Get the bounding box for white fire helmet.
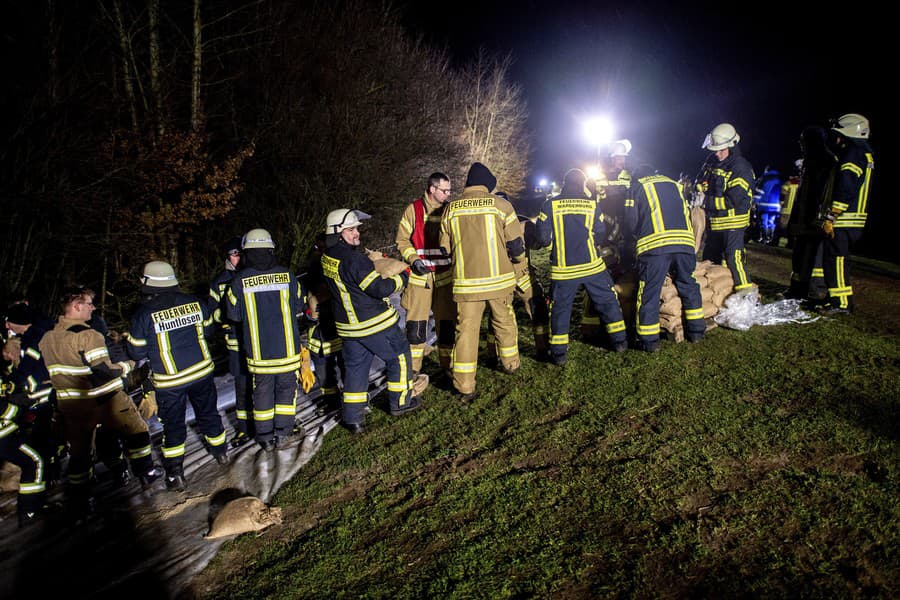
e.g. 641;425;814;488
831;113;869;139
702;123;740;151
325;209;372;234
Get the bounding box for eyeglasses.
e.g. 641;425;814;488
434;187;452;195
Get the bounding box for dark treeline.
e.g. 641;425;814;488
0;0;529;328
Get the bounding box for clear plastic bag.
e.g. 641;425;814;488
713;289;820;331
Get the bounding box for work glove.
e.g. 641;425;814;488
299;347;316;393
137;391;158;420
411;259;430;276
821;215;835;239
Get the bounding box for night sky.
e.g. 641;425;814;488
402;0;889;186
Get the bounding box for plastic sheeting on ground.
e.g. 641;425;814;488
0;378;346;598
713;289;821;331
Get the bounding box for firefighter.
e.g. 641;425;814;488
753;168;782;244
0;380;48;527
535;168;627;364
439;163;524;400
597;139;633;243
226;229;306;451
819;113;875;313
39;286;161;514
4;304;62;484
623;166;705;351
395;172;455;373
302;233;345;412
584;140;632;342
699;122;756;293
783;127;835;301
209;237;254;447
128;261;228;490
778;160;802;239
322;209;422;433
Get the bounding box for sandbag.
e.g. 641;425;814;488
702;301;718;318
660;296;682;316
0;461;21;492
372;258;409;278
693;274;709;289
701;287;714;303
706;264;733;280
660;281;678;302
693;260;713;277
205;496;283;540
712;288;730;308
691;207;706;253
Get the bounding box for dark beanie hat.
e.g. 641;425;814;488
222;236;242;255
465;162;497;191
5;303;33;326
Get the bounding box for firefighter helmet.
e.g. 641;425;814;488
609;139;632;157
242;228;275;249
702;123;740;151
324;209;371;234
831;113;869;139
141;261;179;288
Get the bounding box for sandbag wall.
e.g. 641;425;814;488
659;260;733;341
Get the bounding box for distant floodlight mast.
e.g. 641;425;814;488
585;165;601;180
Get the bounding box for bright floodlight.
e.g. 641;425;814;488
539;178;548;187
583;117;614;147
585;165;601;180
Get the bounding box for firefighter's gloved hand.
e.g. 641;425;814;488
411;260;430;276
138;391;158;420
299;348;316;393
820;213;836;239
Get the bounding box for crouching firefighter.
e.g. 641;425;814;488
323;208;422;435
40;286;162;514
128;261;228;490
623;167;705;351
395;172;456;374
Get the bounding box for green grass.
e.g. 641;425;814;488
192;247;899;598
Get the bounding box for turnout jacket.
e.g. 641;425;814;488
39;317;134;402
11;323;54;406
322;239;408;338
536;190;608;281
624;174;695;256
439;185;526;300
128;290;215;389
395;195;452;287
208;267;240;353
824;139;874;229
702;152;755;231
226;264;304;374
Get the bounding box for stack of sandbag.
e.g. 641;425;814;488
658;260;733;342
366;249;409;278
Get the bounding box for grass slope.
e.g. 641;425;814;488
192;246;899;598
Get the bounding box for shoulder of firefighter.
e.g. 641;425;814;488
825;140;874;229
439;187;523;299
225;266;305;374
127;292;216;389
321;242;404;339
39;318;134;402
626;174;695;257
704;156;754;231
537;194;608;281
9;327;54;407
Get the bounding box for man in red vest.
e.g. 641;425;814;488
395;173;455;374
